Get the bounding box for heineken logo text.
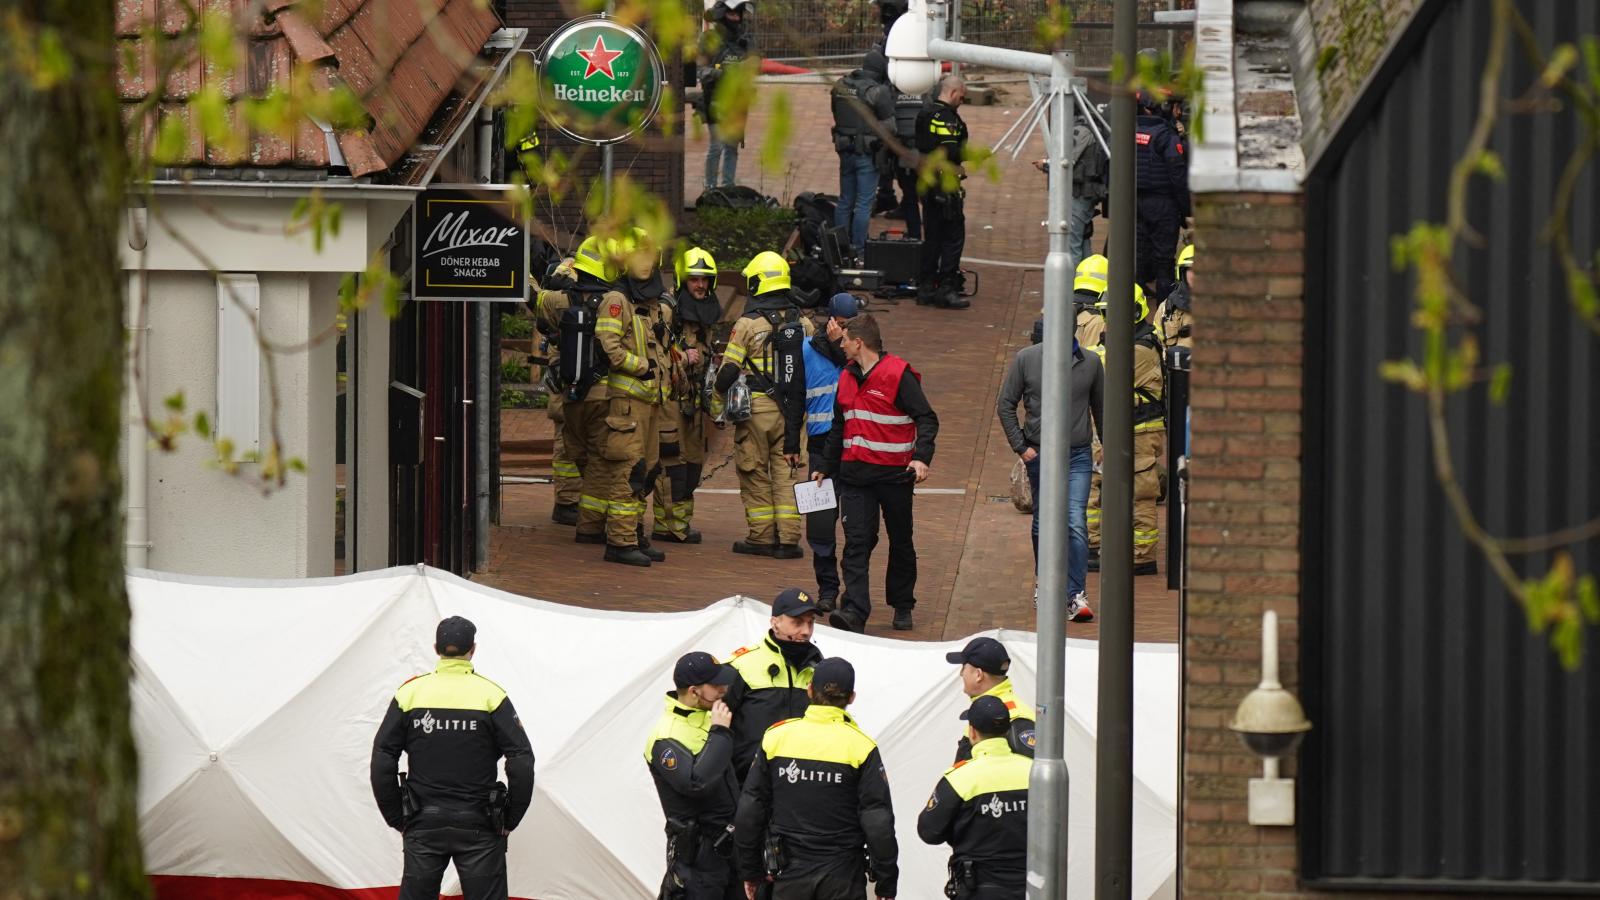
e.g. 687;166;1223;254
554;83;646;103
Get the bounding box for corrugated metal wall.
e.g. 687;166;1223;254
1302;0;1600;890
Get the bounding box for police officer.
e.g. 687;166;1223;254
831;47;897;260
726;587;825;774
887;82;927;239
593;230;673;567
715;253;815;558
698;0;755;189
654;247;723;544
1134;89;1190;299
915;75;971;310
371;617;535;900
801;294;858;611
1085;283;1164;575
734;657;898;900
538;236;625;547
916;695;1031;899
646;652;743;900
945;637;1036;762
1157;244;1194;351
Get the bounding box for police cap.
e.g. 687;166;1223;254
960;694;1011;733
812;657;856;695
944;636;1010;675
674;651;739;690
772;587;822;618
435;616;476;656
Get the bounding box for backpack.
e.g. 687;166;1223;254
755;308;807;420
556;292;606;400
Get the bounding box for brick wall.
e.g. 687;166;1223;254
502;0;688;241
1183;190;1307;896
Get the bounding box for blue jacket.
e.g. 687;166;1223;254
801;334;847;437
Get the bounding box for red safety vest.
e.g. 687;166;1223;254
837;353;919;467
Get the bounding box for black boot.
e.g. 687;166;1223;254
636;526;666;562
732;540;775;556
892;607;915;631
915;277;941;306
828;608;864;633
575;531;606;545
604;545;652;567
550;504;579;526
937;272;971;309
1086;547;1100;571
772;544;803;560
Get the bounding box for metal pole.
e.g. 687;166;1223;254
948;0;962;78
473;106;494;572
1026;50;1076;900
1096;0;1137;892
602;143;614;214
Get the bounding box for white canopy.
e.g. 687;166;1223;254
130;565;1178;898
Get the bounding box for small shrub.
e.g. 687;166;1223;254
686;205;798;271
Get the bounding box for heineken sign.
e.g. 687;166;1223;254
539;17;664;145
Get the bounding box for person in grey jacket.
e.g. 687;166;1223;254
996;323;1103;620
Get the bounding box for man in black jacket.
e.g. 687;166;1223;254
371;617;535;900
831;47;898;260
646;651;743;900
812;314;939;633
915;75;971;309
1134;89;1190;299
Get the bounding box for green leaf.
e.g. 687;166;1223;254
1571;270;1598;318
760;91;792;173
1474;150;1505;181
1540;43;1579;88
32;27;72;89
1578;575;1600;623
163;391;185;412
1583;37;1600;92
153;114;189;165
1489;362;1513;406
1377;358;1426;390
287;457;307;473
193;411;211;439
1316;45;1340;75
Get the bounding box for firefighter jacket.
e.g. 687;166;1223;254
831;69;896;156
1135;114;1190;213
1157;281;1193;350
915;101;969;195
917;737;1032;892
644;693;739;829
1091;322;1166;434
726;632;822;774
598;293;666;405
370;657;535;831
818;354;939;487
538;278;619;403
734;705;899;895
953;678;1038;763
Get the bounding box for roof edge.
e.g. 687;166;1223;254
1189;0;1305;195
412;27;528;188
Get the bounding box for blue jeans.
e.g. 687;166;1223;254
1027;444;1094;597
705;139;738;189
835;151;878;255
1069;193;1099;264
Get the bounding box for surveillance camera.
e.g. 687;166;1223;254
884;3;938;95
1228;683;1311;759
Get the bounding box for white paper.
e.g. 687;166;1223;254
793;477;837;514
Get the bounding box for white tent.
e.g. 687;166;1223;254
130;565;1178;899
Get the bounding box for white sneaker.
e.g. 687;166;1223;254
1066;592;1095;623
1032;586;1039;609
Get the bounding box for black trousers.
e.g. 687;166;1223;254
400;826;507;900
893;165;922;239
919;193;966;285
840;479;917;621
955;885;1025;899
806;458;840;601
664;836;742;900
771;855;867;900
1135;193;1181;292
875;167;898;208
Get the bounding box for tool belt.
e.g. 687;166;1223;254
763;833;788;878
943;856;977;898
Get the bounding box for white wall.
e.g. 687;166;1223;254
351;305;391;571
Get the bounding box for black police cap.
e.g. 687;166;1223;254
674;651;738;690
944;636;1011;675
960;694;1012;734
812;657;856;696
435;616;476;656
772;587;821;618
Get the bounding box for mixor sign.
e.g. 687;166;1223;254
413;186;529;302
538;17;664;145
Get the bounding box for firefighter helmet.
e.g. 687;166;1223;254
743;251;791;295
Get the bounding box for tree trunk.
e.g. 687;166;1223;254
0;1;148;897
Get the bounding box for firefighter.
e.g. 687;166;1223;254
536;237;624;547
714;252;814;558
726;587;824;775
945;637;1037;762
916;695;1031;899
1073;253;1109;348
591;230;672;567
915;75;971;310
370;617;536;900
734;657;899;900
655;246;723;544
1085;282;1164;575
646;651;743;900
1157;243;1194;350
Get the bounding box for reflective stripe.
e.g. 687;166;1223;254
595;320;625;334
775;505;800;520
1134;529;1160;545
843;435;916;453
579;495;610;513
806;385;835;399
745;506;775;522
724;344;748;364
612;499;644;516
807;411;834;425
843;409;912;425
1134;420;1166;433
606;373;655;401
552;461;581;478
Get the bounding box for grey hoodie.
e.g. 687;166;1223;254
997;340;1104;452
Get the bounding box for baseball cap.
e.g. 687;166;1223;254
944;637;1011;675
435;616;476;655
812;657;856;696
674;651;739;690
772;587;822;618
827;292;861;320
960;694;1012;733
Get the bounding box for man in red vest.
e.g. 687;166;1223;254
811;314;939;633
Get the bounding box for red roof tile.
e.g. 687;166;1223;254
117;0;501;176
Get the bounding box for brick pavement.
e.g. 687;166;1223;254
477;81;1178;644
